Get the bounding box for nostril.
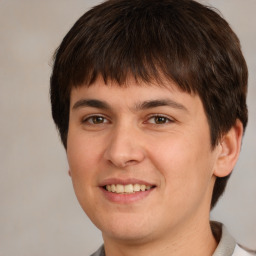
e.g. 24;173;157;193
123;160;138;166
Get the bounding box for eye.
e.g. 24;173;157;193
83;115;108;125
147;115;173;125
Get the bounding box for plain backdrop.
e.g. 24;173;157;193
0;0;255;255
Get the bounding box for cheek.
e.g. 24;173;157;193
66;134;100;214
149;134;214;197
66;134;99;203
67;130;103;174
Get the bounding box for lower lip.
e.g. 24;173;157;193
100;187;155;204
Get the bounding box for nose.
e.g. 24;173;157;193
103;125;146;168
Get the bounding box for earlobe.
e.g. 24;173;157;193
214;119;243;178
68;169;72;177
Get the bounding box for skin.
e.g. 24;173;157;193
67;76;243;256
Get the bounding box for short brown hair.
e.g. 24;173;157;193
50;0;248;209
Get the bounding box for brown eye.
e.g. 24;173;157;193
147;115;173;125
154;116;168;124
83;115;107;124
91;116;105;124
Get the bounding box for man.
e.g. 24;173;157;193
50;0;255;255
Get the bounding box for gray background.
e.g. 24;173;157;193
0;0;255;255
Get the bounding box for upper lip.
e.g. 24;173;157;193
99;178;156;187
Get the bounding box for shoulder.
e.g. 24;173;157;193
90;245;105;256
233;245;256;256
211;221;256;256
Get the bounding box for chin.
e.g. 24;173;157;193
97;213;159;243
103;227;154;244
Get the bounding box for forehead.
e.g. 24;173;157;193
70;75;195;101
70;76;204;116
73;75;179;94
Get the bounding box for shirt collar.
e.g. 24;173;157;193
91;222;237;256
211;221;236;256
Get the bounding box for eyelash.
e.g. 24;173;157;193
81;114;174;126
82;115;110;125
145;114;174;125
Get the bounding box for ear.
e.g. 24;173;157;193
68;169;72;177
213;119;244;178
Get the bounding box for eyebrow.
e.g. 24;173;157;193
135;99;188;112
72;99;111;110
72;98;188;112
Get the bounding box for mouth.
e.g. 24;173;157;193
100;178;157;203
104;184;155;194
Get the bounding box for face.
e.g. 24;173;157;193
67;77;221;244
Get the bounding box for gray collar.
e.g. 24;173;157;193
212;221;236;256
91;222;236;256
90;245;105;256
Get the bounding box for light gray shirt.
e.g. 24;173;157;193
90;222;255;256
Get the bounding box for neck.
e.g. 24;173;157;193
103;218;217;256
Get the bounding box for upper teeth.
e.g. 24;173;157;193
105;184;152;194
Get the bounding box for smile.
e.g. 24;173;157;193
105;184;154;194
